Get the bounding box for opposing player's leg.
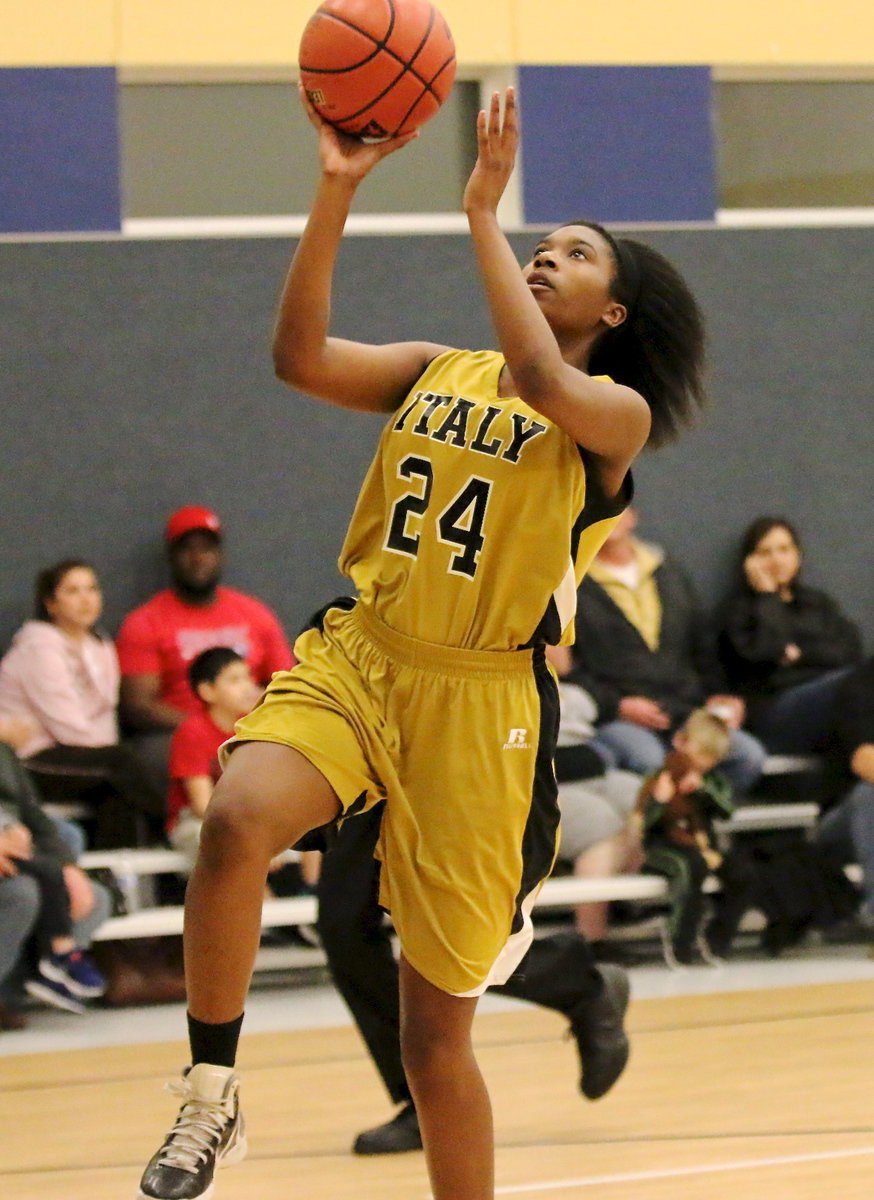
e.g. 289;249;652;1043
495;935;630;1100
138;741;340;1200
316;803;422;1154
399;955;492;1200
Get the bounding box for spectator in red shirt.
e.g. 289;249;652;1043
168;646;321;900
167;648;260;869
116;507;294;801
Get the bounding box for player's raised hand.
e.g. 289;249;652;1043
299;83;417;181
463;87;519;215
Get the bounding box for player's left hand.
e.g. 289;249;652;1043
463;87;518;215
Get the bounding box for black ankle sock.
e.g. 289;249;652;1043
188;1012;245;1068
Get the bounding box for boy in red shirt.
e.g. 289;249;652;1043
167;648;260;869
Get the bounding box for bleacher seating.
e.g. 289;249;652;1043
70;754;827;963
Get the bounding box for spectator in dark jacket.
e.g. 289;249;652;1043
566;508;766;795
718;517;862;753
815;657;874;930
0;730;111;1026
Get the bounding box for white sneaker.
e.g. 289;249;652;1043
137;1063;247;1200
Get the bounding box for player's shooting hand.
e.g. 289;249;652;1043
463;87;518;215
299;84;417;182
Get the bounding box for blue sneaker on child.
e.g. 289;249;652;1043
24;972;86;1014
41;948;106;997
25;949;107;1012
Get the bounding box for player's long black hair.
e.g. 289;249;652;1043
572;220;706;448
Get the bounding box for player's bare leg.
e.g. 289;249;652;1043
400;956;493;1200
138;742;340;1200
183;742;339;1020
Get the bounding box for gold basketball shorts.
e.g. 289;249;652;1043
227;600;560;996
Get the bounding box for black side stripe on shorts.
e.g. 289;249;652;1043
510;645;561;934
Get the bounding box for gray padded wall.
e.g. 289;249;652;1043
1;227;871;650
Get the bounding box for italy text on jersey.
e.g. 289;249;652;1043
393;391;548;463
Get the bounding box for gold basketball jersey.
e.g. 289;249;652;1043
339;349;632;650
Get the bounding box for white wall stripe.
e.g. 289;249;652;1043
493;1144;874;1194
122;212;472;239
716;207;874;228
3;206;874;245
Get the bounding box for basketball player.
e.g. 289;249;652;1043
138;87;705;1200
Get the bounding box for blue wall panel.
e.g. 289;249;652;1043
0;67;121;234
519;66;715;225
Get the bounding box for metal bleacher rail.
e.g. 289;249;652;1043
65;755;829;959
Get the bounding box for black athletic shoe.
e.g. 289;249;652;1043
568;963;631;1100
138;1063;247;1200
352;1101;422;1155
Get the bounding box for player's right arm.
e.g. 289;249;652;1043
273;88;449;413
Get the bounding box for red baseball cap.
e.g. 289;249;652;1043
165;505;222;543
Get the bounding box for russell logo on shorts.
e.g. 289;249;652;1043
503;728;531;750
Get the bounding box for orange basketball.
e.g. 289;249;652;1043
299;0;456;140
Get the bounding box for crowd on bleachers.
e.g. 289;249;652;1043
0;503;872;1027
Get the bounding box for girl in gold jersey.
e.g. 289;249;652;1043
138;90;705;1200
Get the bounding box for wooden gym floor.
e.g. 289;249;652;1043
4;977;874;1200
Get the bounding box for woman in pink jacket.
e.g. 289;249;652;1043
0;560;163;847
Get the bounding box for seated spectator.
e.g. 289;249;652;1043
815;656;874;933
116;507;294;798
636;709;755;967
0;716;86;859
167;647;321;902
167;647;261;869
0;738;111;1026
566;507;766;796
0;560;163;847
719;517;863;754
548;646;642;949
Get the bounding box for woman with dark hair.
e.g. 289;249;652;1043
0;560;163;846
719;517;862;753
137;87;706;1200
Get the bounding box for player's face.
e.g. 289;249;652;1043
751;525;801;589
207;661;260;718
522;225;626;334
170;531;223;597
45;566;103;634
